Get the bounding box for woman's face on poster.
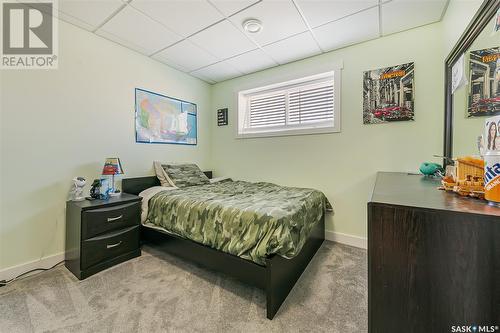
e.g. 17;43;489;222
490;122;497;137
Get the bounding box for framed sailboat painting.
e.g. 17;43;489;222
135;88;197;145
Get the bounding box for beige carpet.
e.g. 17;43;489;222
0;241;367;333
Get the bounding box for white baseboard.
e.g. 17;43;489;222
325;230;367;249
0;252;64;282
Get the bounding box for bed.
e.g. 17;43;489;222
122;171;328;319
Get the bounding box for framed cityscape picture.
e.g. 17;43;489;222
467;47;500;117
363;62;415;124
135;88;197;145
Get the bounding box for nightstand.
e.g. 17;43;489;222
65;193;142;280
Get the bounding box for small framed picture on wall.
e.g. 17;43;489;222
217;108;228;126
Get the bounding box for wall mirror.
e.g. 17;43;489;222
444;1;500;162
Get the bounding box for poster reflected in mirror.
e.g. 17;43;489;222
467;47;500;118
363;62;415;124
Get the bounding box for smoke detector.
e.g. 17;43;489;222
243;19;262;33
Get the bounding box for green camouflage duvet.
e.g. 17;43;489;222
145;180;331;265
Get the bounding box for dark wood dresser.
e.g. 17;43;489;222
368;172;500;332
65;193;142;279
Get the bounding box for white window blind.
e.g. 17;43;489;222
288;82;334;125
238;71;340;138
249;93;286;128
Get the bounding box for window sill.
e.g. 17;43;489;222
236;126;340;139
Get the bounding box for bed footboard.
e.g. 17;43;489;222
140;214;325;320
265;214;325;319
141;225;267;289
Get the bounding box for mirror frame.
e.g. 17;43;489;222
444;0;500;165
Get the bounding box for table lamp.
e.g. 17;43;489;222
102;158;124;197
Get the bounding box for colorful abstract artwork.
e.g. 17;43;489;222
135;88;197;145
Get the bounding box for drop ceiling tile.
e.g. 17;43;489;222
160;61;190;73
229;0;308;46
381;0;448;35
96;29;150;55
130;0;224;38
152;40;218;72
313;7;379;52
191;61;243;82
19;0;124;31
58;0;124;30
55;14;94;31
189;71;217;84
189;20;256;59
96;5;182;55
296;0;378;28
209;0;260;17
225;49;276;74
262;31;321;65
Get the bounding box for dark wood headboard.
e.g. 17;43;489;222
122;171;213;195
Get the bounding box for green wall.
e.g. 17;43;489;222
442;0;483;56
210;23;445;238
0;22;212;271
0;0;487;271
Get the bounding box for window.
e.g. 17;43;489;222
237;71;341;138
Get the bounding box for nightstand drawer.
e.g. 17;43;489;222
82;201;140;239
81;225;139;270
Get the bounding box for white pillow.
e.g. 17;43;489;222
153;161;175;187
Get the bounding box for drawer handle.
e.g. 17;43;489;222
106;241;122;249
107;215;123;222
